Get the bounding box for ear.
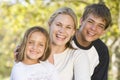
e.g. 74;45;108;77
79;18;84;26
80;18;83;24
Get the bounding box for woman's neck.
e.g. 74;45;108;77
48;43;67;64
51;44;67;54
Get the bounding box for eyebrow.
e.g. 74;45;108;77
88;18;94;22
88;18;105;27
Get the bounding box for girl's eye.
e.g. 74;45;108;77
39;43;45;47
39;44;43;46
29;41;33;44
28;41;34;46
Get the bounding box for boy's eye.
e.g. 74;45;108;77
98;25;105;29
88;20;93;23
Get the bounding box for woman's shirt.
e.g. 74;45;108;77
53;48;90;80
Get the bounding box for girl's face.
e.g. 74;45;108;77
49;14;75;47
24;31;46;64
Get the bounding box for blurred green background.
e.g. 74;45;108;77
0;0;119;80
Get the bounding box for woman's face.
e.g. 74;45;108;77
49;14;75;47
24;31;46;64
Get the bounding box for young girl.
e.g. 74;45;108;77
10;26;59;80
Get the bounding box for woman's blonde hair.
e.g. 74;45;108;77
48;7;77;29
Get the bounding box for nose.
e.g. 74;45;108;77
91;25;97;31
32;44;37;50
58;27;65;33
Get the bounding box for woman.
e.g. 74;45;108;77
48;7;90;80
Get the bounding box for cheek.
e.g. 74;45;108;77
50;26;57;34
66;30;74;38
39;47;46;52
25;47;30;55
84;23;90;29
71;30;75;36
27;45;32;50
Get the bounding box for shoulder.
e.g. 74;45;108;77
41;61;54;67
11;62;24;76
93;39;108;49
41;61;57;71
67;48;88;60
93;39;109;58
12;62;23;69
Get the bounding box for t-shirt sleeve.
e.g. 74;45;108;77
10;65;22;80
92;39;109;80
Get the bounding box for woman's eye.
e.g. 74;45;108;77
56;23;61;26
66;26;72;29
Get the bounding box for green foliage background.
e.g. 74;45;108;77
0;0;119;80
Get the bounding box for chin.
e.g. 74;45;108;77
86;38;94;42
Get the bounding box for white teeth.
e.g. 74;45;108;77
89;32;94;36
88;31;95;36
56;34;66;39
30;50;37;54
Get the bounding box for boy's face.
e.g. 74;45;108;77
79;14;106;42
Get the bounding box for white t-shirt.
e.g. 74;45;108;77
53;48;90;80
10;61;59;80
71;40;99;76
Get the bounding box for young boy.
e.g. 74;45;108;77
72;3;111;80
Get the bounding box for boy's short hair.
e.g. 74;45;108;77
82;3;111;29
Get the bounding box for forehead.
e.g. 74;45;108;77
54;14;74;24
29;31;46;40
87;14;106;25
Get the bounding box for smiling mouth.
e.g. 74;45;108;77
56;34;66;41
87;31;96;37
30;50;38;54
